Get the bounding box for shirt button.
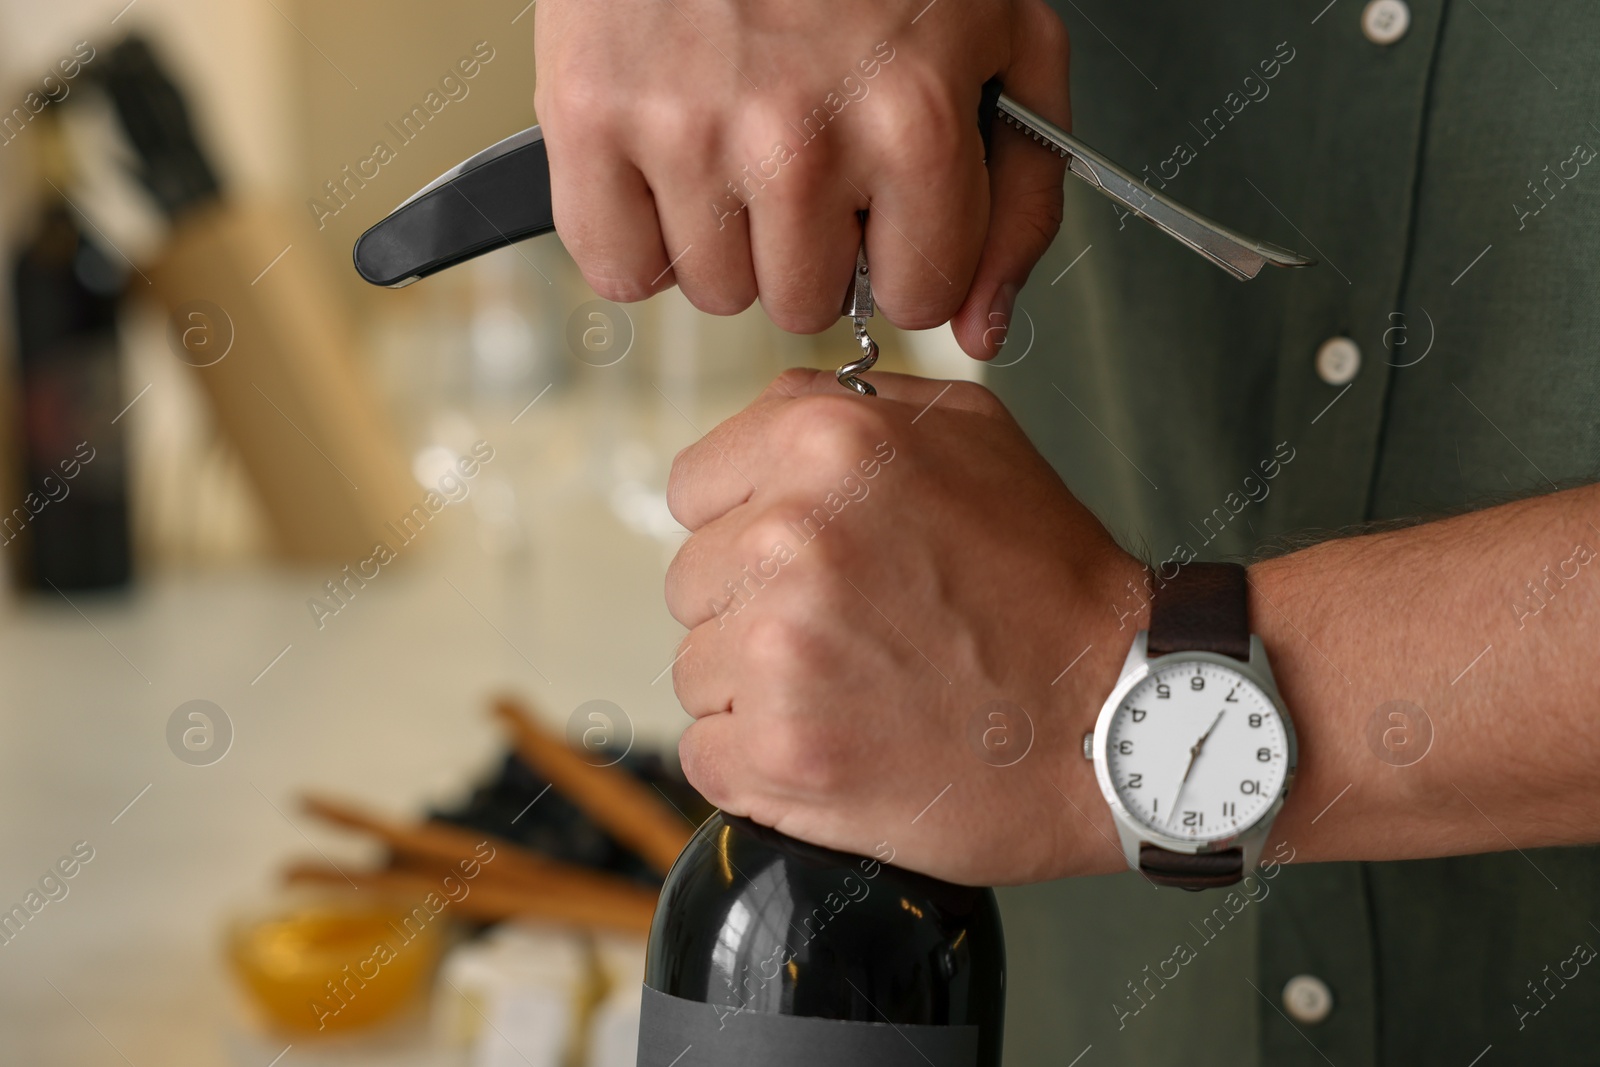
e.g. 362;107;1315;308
1314;336;1361;385
1282;975;1335;1025
1362;0;1411;44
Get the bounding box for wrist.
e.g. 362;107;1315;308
1048;551;1151;880
1245;546;1372;865
1074;556;1308;886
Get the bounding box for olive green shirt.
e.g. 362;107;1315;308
993;1;1600;1062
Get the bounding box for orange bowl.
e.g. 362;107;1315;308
227;893;445;1035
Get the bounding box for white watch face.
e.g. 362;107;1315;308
1104;660;1290;842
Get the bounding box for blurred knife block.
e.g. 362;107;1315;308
147;199;417;562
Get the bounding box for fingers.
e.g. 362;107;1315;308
538;0;1067;341
673;621;847;814
669;627;731;719
667;371;1009;632
662;367;864;532
676;712;742;814
745;117;865;333
542;64;760;312
663;503;764;632
663;371;811;532
952;1;1071;359
666;368;1005;533
668;614;742;723
545;137;673;303
666;369;871;533
665;495;812;630
640;118;759;315
671;611;817;726
856;74;990;331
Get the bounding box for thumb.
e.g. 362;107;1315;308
951;3;1071;360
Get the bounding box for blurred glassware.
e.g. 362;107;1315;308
586;934;647;1067
226;891;445;1036
469;252;542;401
432;921;587;1067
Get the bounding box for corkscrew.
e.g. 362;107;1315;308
351;89;1314;394
837;245;879;396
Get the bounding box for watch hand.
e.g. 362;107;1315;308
1166;711;1226;828
1189;710;1226;768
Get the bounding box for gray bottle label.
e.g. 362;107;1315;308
637;984;979;1067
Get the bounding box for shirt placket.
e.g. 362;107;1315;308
1262;0;1447;535
1255;2;1446;1064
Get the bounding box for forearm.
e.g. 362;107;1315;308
1254;484;1600;863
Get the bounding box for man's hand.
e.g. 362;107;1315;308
533;0;1070;359
663;369;1142;885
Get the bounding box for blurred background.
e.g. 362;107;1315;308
0;0;982;1063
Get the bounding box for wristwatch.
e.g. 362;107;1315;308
1084;562;1297;890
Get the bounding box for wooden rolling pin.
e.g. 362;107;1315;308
491;696;694;876
299;793;659;916
284;861;655;935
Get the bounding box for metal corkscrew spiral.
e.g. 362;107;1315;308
836;244;879;397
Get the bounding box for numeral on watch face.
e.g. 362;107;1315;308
1103;662;1289;842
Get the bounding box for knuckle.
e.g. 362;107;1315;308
1029;4;1072;63
771;366;820;395
754;119;831;200
770;500;843;566
872;74;968;173
744;613;817;678
536;74;613;130
779;396;889;465
752;715;841;793
738;97;810;166
642;93;721;165
793;517;853;575
949;379;1004;416
737;514;799;565
679;278;756;317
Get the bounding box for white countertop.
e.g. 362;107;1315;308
0;381;721;1065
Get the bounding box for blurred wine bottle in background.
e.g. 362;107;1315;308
7;113;131;591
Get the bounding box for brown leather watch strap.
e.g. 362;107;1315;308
1146;562;1250;661
1139;844;1243;890
1141;561;1251;890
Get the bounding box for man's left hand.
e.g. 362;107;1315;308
664;368;1142;885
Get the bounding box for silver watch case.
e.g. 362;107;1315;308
1087;631;1298;874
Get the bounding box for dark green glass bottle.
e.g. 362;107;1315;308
638;813;1005;1066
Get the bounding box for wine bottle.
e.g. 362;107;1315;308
638;812;1004;1066
8;120;131;592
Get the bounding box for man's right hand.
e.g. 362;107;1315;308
532;0;1071;359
